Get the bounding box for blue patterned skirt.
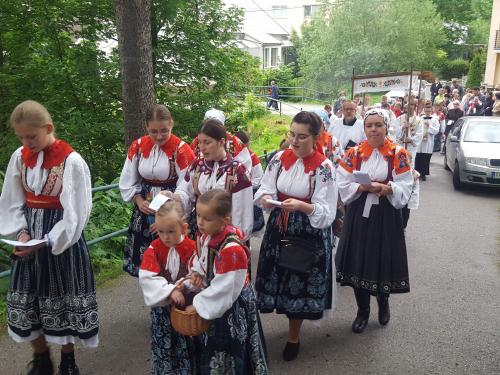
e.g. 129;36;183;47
194;285;269;375
7;207;98;343
335;192;410;295
150;306;193;375
123;182;176;276
254;208;333;320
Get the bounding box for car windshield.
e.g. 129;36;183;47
463;122;500;143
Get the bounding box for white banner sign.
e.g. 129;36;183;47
353;74;418;94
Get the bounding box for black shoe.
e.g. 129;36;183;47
351;310;369;333
57;352;80;375
377;295;390;326
421;175;426;181
282;341;300;361
26;350;54;375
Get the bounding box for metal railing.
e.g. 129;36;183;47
0;152;274;279
247;85;335;103
0;184;126;279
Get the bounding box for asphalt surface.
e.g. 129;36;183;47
1;154;499;375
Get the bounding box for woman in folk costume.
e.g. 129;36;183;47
336;108;413;334
138;201;196;375
166;119;254;241
254;111;337;361
415;106;440;181
119;104;195;276
187;189;268;374
0;101;98;374
190;109;252;172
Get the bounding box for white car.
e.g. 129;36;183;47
444;116;500;189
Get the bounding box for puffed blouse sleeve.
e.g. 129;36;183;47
386;148;414;209
119;140;141;202
139;245;176;307
0;148;28;237
308;159;337;229
253;151;283;206
174;141;196;186
337;148;362;205
193;242;248;320
48;152;92;255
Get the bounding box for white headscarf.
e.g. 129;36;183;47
363;108;390;127
204;109;226;125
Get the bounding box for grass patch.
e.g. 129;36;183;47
245;113;291;157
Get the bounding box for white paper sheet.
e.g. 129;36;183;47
149;194;171;211
1;238;48;247
264;199;282;207
353;171;372;185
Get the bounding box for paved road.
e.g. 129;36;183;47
1;154;499;374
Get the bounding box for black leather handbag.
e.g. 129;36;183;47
278;236;318;274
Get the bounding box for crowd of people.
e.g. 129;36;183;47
1;93;447;374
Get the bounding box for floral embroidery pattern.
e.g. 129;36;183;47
319;163;334;183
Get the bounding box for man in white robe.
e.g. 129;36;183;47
327;100;366;150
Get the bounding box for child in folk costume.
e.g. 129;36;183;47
0;101;98;374
119;104;195;276
166;119;254;241
138;200;196;375
186;189;268;374
190;109;252;172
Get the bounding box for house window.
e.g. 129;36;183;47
304;5;320;17
272;5;287;18
271;48;278;67
264;47;279;68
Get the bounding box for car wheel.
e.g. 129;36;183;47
444;152;450;171
452;161;462;190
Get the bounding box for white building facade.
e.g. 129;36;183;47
225;0;324;69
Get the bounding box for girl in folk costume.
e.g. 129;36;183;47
119;104;195;276
415;106;440;181
254;111;337;361
166;119;254;241
186;189;268;374
336;108;414;334
0;101;98;374
394;101;423;167
311;109;344;166
190;109;252;172
138;201;196;375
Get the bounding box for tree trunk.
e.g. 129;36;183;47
114;0;155;146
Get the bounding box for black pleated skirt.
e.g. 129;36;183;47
336;192;409;296
8;207;99;343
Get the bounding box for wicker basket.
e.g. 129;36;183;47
170;306;211;336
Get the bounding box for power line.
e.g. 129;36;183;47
248;0;290;34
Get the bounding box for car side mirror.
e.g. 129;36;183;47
450;135;459;143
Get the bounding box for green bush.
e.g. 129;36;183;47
437;58;470;80
466;53;484;88
225;93;268;132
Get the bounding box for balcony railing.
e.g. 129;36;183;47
495;30;500;50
